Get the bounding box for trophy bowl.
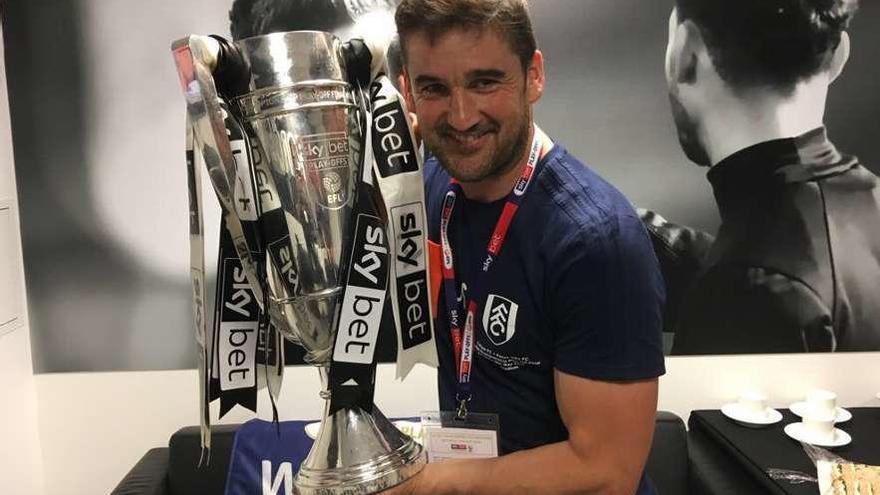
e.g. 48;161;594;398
228;30;425;494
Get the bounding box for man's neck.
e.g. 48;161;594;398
701;81;828;166
459;126;550;203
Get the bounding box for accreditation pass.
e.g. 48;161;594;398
421;411;500;462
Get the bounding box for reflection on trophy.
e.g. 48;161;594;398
172;30;426;494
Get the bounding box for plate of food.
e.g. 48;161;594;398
818;461;880;494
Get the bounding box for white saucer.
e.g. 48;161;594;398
789;402;852;423
784;422;851;448
721;403;783;426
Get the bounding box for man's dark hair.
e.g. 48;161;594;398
229;0;351;40
675;0;859;90
395;0;537;70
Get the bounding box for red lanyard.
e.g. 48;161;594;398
439;126;543;409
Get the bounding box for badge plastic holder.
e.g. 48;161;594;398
420;410;500;462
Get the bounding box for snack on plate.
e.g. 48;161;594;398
829;462;880;495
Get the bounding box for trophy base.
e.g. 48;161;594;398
295;404;427;495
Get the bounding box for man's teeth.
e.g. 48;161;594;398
452;133;485;144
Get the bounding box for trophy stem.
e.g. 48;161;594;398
295;367;426;494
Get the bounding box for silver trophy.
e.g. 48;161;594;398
173;31;425;494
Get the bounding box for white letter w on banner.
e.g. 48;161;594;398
262;460;294;495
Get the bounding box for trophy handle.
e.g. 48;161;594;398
172;36;267;308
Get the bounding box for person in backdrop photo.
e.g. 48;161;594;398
665;0;880;355
389;0;666;493
229;0;352;39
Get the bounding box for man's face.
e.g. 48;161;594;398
403;28;543;182
665;9;712;167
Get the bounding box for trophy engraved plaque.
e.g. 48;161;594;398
173;30;426;494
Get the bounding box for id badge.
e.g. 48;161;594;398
420;411;500;462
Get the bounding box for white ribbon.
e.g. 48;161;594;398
369;75;438;378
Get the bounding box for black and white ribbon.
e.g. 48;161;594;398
184;117;212;464
326;75;439;413
328;92;390;414
248;136;285;404
369;76;437;378
212;101;262;417
214;221;260;417
175;36;285;459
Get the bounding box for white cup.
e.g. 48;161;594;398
805;389;838;417
801;409;837;443
737;391;769;418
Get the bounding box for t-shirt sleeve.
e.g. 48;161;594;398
547;212;666;381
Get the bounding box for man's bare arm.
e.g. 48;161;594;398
390;372;658;495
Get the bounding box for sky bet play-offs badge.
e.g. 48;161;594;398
299;132;351;209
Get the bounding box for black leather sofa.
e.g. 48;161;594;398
111;411;689;494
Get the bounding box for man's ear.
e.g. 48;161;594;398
399;68;416;109
398;68;421;143
668;19;703;86
828;32;850;84
526;49;546;104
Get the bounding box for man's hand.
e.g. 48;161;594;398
380;373;658;495
381;472;418;495
381;461;441;495
382;459;479;495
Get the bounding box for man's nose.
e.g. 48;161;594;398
446;88;480;131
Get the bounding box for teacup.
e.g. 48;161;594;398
737;391;770;419
804;389;838;417
800;408;837;444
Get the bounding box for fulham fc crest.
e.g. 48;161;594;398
482;294;518;346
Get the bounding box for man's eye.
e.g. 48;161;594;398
471;79;500;90
419;84;447;97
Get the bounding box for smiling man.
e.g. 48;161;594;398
390;1;666;493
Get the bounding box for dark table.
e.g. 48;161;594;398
688;407;880;494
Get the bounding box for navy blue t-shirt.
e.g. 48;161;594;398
425;144;665;493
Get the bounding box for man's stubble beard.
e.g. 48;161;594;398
430;105;533;184
668;90;712;167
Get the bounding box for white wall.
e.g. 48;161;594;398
0;24;46;495
34;353;880;495
659;353;880;419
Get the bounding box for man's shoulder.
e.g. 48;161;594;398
696;263;825;303
534;145;644;249
423;156;450;237
710;189;835;303
423;155;450;195
674;264;833;353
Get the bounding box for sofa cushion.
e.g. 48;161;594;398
646;411;689;494
110;448;169;495
167;424;239;495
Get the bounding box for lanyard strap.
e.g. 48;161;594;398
439;125;544;414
